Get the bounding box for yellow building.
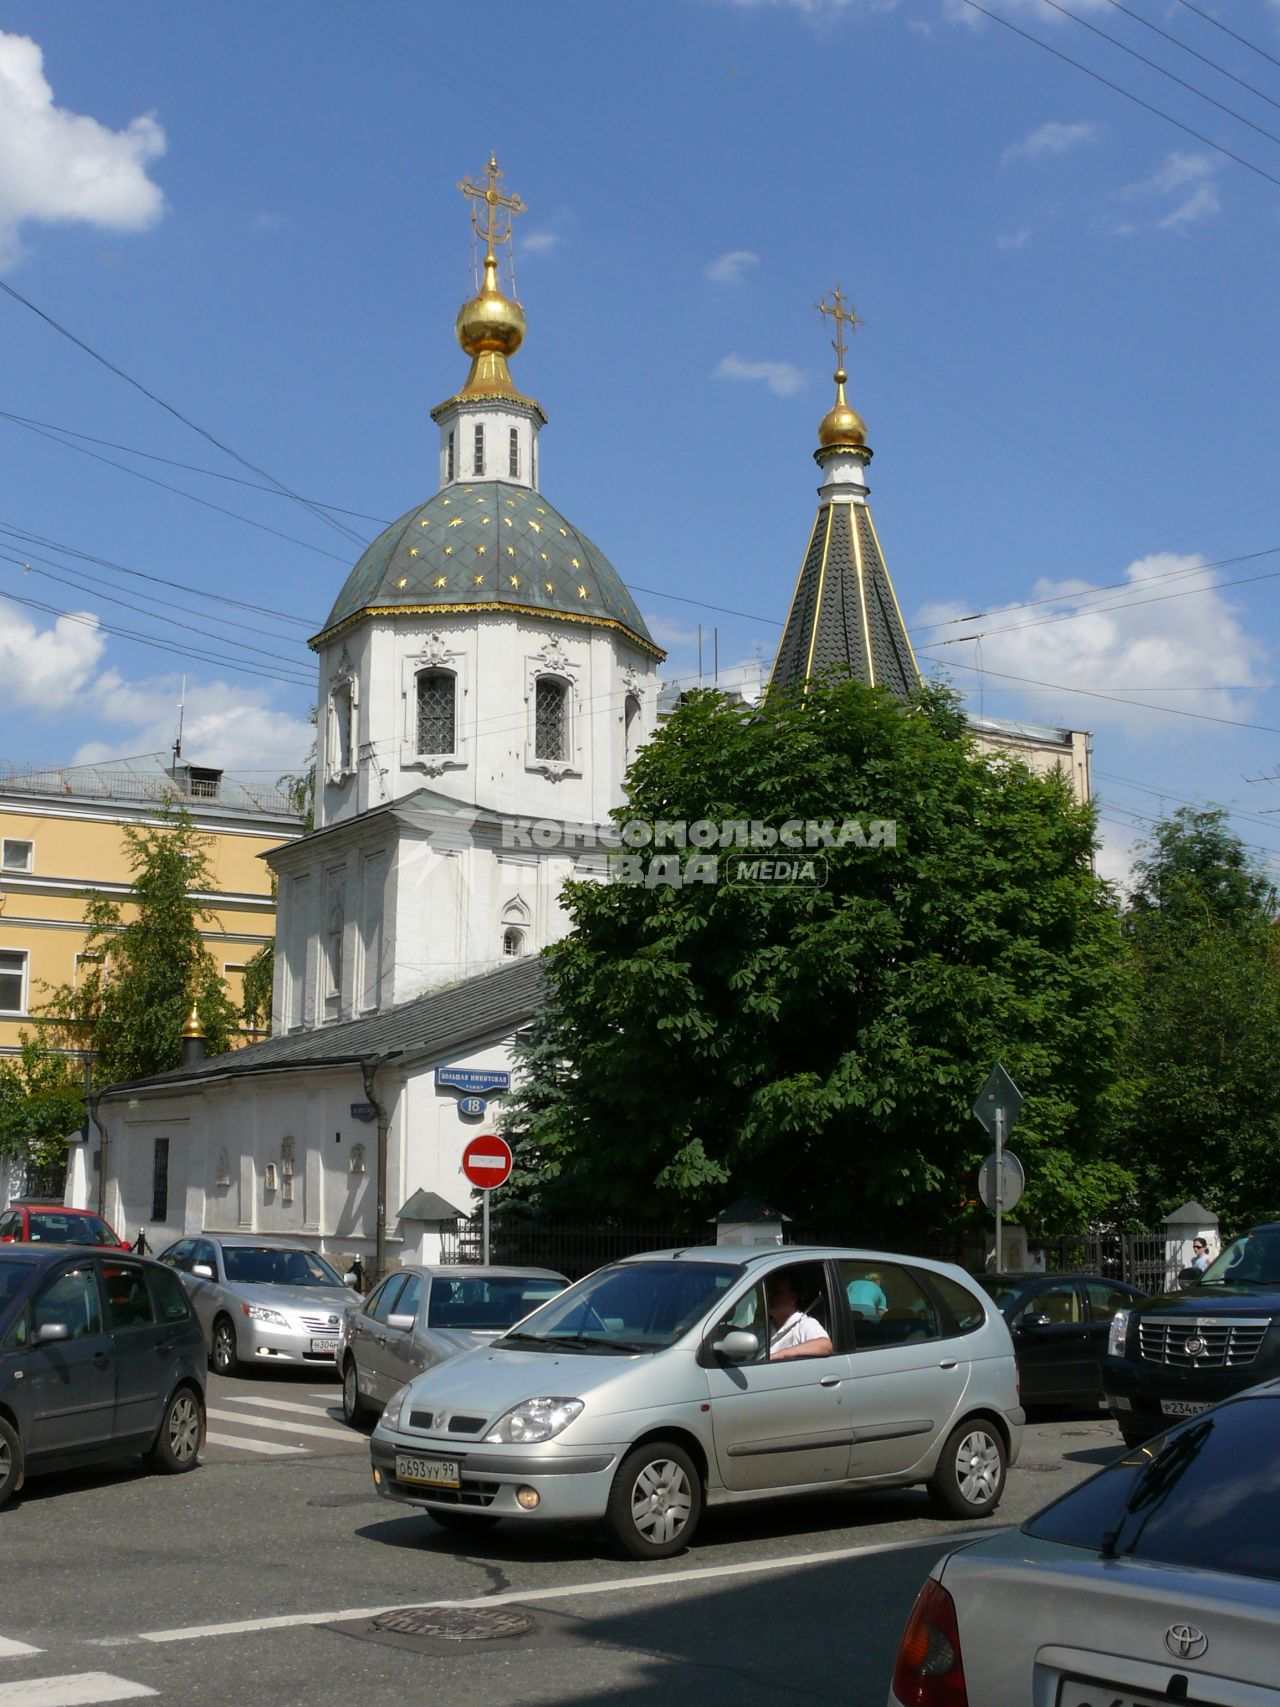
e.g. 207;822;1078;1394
0;754;303;1057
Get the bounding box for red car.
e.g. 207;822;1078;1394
0;1200;131;1251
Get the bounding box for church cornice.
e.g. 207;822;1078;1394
310;601;666;661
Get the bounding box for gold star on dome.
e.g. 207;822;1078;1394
475;544;487;556
473;572;485;585
558;527;568;537
577;585;588;599
447;516;463;529
474;496;486;504
481;515;490;525
528;519;542;533
535;506;547;516
395;577;408;589
505;545;515;557
463;486;473;494
444;545;454;556
409;547;419;557
503;516;513;527
544;580;554;593
539;551;549;563
441;497;452;506
570;556;581;569
433;575;448;588
504;498;517;508
418;518;428;528
509;573;521;588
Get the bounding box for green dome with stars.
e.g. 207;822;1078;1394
314;480;661;657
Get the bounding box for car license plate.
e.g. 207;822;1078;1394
1059;1685;1195;1707
1161;1398;1212;1418
395;1454;460;1489
309;1336;339;1355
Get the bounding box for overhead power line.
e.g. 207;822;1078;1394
1102;0;1280;114
1172;0;1280;75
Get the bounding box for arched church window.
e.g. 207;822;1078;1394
325;905;343;1019
502;926;525;958
329;679;355;780
624;693;641;767
509;427;519;480
416;670;456;755
447;430;455;482
473;423;485;477
535;677;568;761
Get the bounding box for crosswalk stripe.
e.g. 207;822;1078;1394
0;1673;158;1704
204;1430;305;1456
0;1637;42;1658
205;1408;352;1441
217;1396;342;1420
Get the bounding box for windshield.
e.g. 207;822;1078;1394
975;1276;1033;1310
1025;1399;1280;1582
497;1260;739;1353
1200;1229;1280;1287
428;1274;566;1331
26;1212;116;1246
223;1246;346;1287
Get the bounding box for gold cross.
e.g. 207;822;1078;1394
816;283;862;370
457;154;526;263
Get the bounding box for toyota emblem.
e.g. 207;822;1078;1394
1165;1623;1208;1661
328;1315;338;1327
1183;1336;1206;1356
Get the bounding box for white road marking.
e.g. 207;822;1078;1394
0;1637;42;1658
204;1431;305;1457
205;1408;351;1441
138;1528;997;1645
0;1674;157;1704
217;1396;342;1419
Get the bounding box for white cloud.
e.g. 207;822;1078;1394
997;227;1032;251
645;615;699;648
917;553;1267;737
520;229;560;256
1117;151;1221;233
1002;120;1099;165
0;599;107;713
78;671;313;777
705;248;760;284
713;352;806;397
0;31;166;268
943;0;1111;23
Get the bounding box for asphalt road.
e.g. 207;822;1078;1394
0;1365;1126;1707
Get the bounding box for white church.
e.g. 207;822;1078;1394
80;160;665;1266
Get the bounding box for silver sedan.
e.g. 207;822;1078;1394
157;1236;360;1374
338;1264;567;1426
889;1377;1280;1706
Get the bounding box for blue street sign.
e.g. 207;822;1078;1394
435;1067;511;1098
458;1095;487;1116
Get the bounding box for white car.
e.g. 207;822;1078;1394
889;1377;1280;1706
370;1244;1022;1557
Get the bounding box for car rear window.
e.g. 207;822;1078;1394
428;1275;567;1330
27;1212;114;1245
1025;1399;1280;1582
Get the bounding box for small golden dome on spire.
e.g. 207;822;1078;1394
452;155;529;402
181;999;203;1040
817;368;868;450
456;260;526;363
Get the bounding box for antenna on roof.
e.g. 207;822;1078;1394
173;676;186;765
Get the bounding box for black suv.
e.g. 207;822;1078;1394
1102;1221;1280;1445
0;1244;207;1506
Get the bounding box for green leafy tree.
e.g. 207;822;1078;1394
501;680;1131;1238
241;940;274;1032
0;1032;86;1190
42;812;239;1086
1117;807;1280;1225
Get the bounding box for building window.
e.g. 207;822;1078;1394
509;427;519;479
447;430;455;481
329;677;355;780
502;926;525;958
416;670;456;755
624;693;641;767
152;1138;170;1224
1;839;32;872
535;677;568;761
473;423;485;476
325;905;343;1019
0;950;27;1014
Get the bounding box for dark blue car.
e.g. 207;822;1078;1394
0;1243;207;1506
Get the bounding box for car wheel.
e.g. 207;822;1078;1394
146;1386;204;1474
211;1315;239;1376
428;1509;502;1535
341;1358;372;1427
928;1420;1007;1519
605;1440;702;1560
0;1416;23;1508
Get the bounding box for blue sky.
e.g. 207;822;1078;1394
3;0;1280;883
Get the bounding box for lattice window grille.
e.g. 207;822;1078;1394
416;670;456;755
535;677;568;761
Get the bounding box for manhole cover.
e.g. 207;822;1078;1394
372;1606;535;1642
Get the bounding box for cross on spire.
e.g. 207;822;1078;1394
816;283;862;372
457;154;526;264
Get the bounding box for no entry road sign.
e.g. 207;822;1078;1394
461;1133;513;1191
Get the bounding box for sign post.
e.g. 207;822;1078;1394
973;1063;1024;1273
461;1134;513;1265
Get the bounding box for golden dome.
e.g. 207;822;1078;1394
456;254;526;360
817;368;867;450
181;999;203;1040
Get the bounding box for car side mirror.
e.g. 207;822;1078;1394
711;1329;760;1362
343;1271;359;1287
34;1321;70;1344
1178;1268;1201;1289
1019;1313;1051;1332
192;1263;215;1280
386;1313;415;1332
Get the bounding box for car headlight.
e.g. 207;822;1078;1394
484;1397;584;1445
377;1383;412;1434
244;1304;288;1327
1108;1309;1131;1358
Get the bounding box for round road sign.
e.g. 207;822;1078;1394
461;1133;513;1191
978;1150;1025;1213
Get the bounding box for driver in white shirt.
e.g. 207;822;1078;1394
765;1270;834;1360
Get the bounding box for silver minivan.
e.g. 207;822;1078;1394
369;1244;1023;1557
